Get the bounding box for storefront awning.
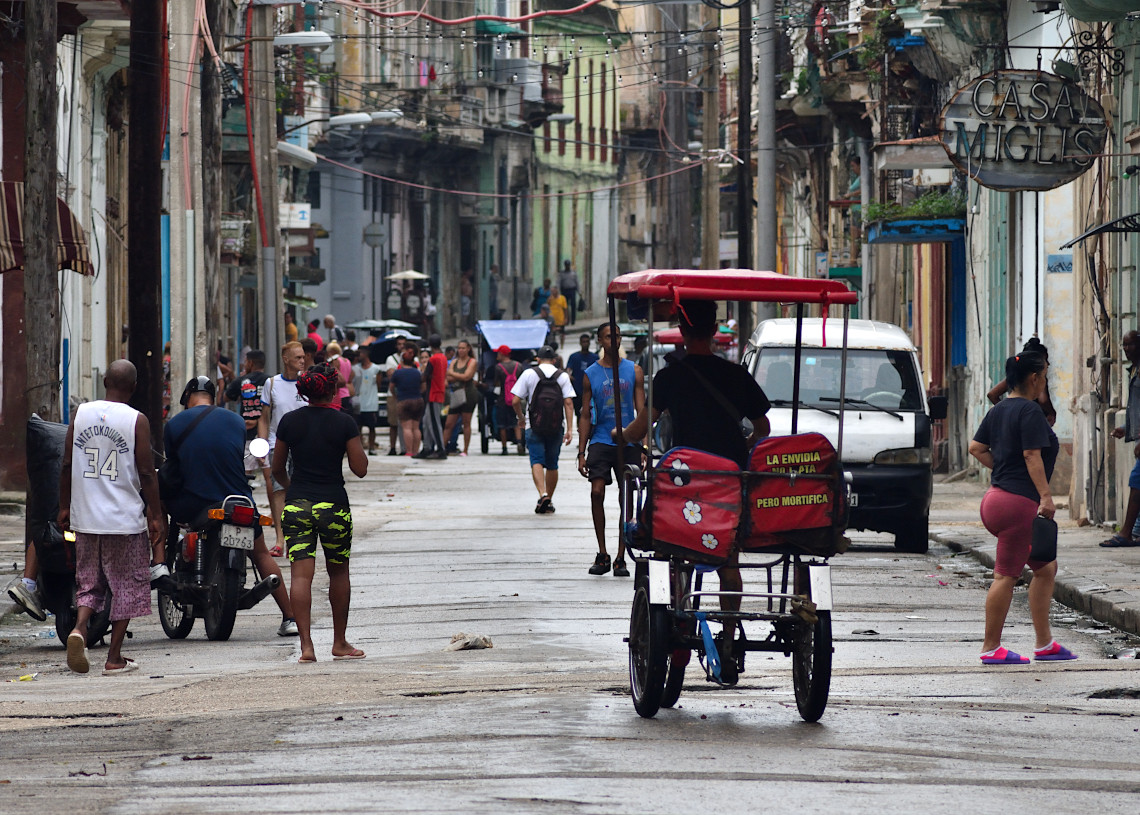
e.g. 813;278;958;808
867;218;965;245
0;181;93;275
1060;213;1140;250
476;19;526;38
1063;0;1140;22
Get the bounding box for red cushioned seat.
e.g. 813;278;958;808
648;448;741;566
741;433;844;554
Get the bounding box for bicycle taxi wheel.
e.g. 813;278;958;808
792;608;832;722
628;586;670;718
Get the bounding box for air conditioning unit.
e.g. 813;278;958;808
495;58;543;104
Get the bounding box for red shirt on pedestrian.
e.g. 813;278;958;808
427;351;447;403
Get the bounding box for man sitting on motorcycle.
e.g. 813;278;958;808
164;376;298;637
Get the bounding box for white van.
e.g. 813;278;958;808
743;318;947;553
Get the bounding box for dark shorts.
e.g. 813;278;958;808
586;443;641;485
282;499;353;563
1129;456;1140;491
495;402;518;430
527;428;563;469
398;398;425;422
358;410;379;430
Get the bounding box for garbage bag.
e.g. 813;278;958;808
26;414;73;574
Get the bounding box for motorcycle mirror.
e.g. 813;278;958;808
248;438;270;459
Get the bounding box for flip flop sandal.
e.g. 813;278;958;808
332;649;366;660
66;632;89;674
268;545;284;557
1099;534;1140;548
980;647;1029;665
1034;642;1078;661
102;659;139;676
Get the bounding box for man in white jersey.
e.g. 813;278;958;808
58;360;166;675
257;341;307;555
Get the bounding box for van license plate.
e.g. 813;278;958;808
221;525;254;550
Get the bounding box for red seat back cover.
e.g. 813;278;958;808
650;448;741;562
745;433;838;535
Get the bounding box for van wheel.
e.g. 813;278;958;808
894;519;929;554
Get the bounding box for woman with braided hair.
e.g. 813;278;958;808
272;364;369;662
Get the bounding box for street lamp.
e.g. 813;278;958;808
547;113;575;123
225;30;334;52
370;110;404;123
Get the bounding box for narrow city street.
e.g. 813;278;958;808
2;448;1139;814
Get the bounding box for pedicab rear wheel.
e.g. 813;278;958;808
660;652;687;708
792;610;832;722
629;586;668;718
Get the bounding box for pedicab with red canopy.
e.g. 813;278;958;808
606;269;858;722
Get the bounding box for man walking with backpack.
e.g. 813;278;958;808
512;346;575;514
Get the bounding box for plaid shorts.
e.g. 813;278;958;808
282;500;353;563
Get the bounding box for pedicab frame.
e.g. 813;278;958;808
606;269;858;722
473;319;552;454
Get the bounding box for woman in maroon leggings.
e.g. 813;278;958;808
968;351;1076;665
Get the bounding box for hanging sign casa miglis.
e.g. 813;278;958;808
939;69;1108;191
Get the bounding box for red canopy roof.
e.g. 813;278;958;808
607;269;856;305
654;327;733;345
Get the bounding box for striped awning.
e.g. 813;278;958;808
0;181;93;276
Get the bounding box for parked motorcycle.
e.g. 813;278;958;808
25;415;112;646
157;493;280;641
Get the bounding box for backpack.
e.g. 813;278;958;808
499;362;521;406
528;367;565;436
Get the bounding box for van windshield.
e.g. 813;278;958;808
753;348;924;411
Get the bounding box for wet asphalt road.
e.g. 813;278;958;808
1;447;1139;814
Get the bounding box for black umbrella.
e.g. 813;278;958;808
367;330;419;364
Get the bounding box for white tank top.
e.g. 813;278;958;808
70;400;147;534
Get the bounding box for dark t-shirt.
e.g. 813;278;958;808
973;397;1058;501
275;406;360;505
225;370;270;440
652;353;771;467
566;350;599;396
164;406;252;502
391;367;424;402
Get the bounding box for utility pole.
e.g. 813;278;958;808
252;3;282;372
735;3;754;350
754;0;777;326
24;0;60;422
169;1;207;413
701;5;720;270
664;5;693;268
202;0;227;367
128;0;166;441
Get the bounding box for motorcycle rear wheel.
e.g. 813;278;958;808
47;574;111;647
202;545;241;641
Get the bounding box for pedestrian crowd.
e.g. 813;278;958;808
12;281;1097;679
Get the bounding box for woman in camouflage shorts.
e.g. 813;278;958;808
272;364;369;662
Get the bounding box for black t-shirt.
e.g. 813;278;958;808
225;371;270;440
973;397;1058;501
274;406;360;504
652;353;771;467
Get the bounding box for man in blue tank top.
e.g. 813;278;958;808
577;323;645;577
